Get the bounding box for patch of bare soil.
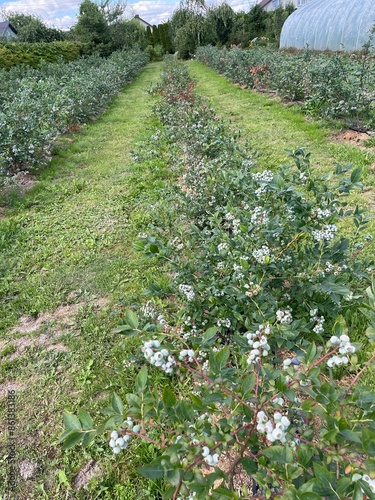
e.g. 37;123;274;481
2;297;109;361
0;381;27;399
10;298;109;335
17;173;39;194
335;129;371;148
207;449;255;494
72;460;103;490
19;460;39;480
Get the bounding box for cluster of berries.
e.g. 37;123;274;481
246;324;271;364
142;339;176;374
256;411;291;443
327;334;356;368
201;446;220;467
109;418;141;454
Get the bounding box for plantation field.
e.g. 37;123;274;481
0;56;374;499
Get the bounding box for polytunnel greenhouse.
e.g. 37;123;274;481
280;0;375;52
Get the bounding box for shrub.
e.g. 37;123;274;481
0;41;85;69
196;46;375;131
0;48;149;179
61;59;375;499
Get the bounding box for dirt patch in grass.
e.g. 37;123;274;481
72;459;103;491
335;130;372;148
0;380;27;399
11;298;108;335
1;298;109;361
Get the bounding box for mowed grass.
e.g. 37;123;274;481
188;61;375;228
0;62;168;499
0;58;374;500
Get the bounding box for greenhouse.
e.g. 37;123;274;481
280;0;375;51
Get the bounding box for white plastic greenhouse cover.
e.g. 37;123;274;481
280;0;375;51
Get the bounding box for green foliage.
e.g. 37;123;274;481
196;45;375;131
265;3;296;46
72;0;148;55
61;59;375;499
206;3;235;46
4;12;67;43
247;3;268;40
0;48;149;178
73;0;110;54
0;41;84;69
168;3;294;53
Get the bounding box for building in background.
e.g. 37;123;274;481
133;15;153;32
0;21;18;41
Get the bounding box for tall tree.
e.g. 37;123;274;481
207;3;234;46
248;3;268;39
98;0;126;25
73;0;110;51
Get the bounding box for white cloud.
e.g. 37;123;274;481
0;0;80;28
0;0;257;30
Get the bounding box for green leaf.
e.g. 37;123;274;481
166;467;182;486
296;445;314;468
202;327;218;344
211;488;237;498
133;241;146;252
148;244;160;254
78;409;93;430
353;482;365;500
112;324;137;336
262;445;293;464
111;394;124;415
340;429;361;444
241;457;257;474
362;428;375;456
204;392;225;405
125;310;139;329
305;342;317;364
241;374;255;398
216;345;230;371
63;411;82;431
138;462;165;479
322;428;338;443
298;494;321;500
276;373;287;391
313;462;336;489
82;431;96;448
135;365;148;392
58;469;72;489
62;430;83;449
336;477;351;497
350;167;362;184
162;387;177;408
138;457;173;479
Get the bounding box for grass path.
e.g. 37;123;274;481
1;59;374;499
0;62;166;499
188;61;375;216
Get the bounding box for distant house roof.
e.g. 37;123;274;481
0;21;18;37
133;14;153;29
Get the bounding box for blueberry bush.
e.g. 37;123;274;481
195;45;375;132
61;59;375;499
0;48;148;181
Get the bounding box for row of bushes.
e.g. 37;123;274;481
0;48;149;179
0;41;85;69
62;58;375;498
196;45;375;131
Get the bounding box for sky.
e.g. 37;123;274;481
0;0;257;31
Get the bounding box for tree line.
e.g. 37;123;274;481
1;0;296;59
